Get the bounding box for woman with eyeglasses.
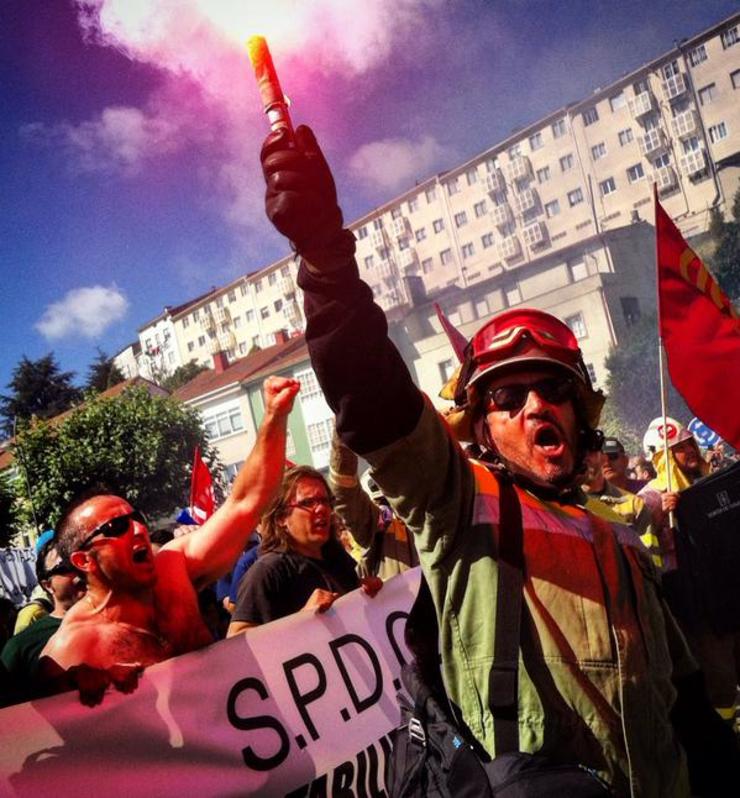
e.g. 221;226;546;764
227;465;381;636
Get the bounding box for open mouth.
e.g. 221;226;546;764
533;424;565;456
132;546;151;564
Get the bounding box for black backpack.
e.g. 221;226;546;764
386;473;613;797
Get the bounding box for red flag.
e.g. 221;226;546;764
190;447;215;523
655;193;740;448
433;302;468;362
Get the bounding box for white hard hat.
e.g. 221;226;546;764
642;417;695;455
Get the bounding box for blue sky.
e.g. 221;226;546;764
1;0;737;392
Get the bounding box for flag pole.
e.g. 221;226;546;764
189;446;199;516
654;186;675;526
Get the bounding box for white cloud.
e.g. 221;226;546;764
347;135;453;192
21;104;183;177
35;285;129;340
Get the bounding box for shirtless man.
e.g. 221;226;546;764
41;375;299;705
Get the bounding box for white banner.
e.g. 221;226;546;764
0;568;420;797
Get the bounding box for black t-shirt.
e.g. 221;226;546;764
232;542;359;625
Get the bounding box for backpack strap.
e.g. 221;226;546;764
489;472;524;754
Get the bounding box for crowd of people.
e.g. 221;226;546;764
0;122;738;796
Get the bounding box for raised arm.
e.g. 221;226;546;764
167;375;299;587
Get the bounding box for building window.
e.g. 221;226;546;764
238;342;247;355
203;407;244;441
688;44;707;66
585;363;597;385
252;335;260;347
454;211;468;227
254;279;262;293
260;307;269;319
582;107;599;126
246;309;255;323
544;199;560;218
215;297;224;309
391;207;403;220
475;298;490;318
536;166;551;184
425;186;437;203
633;78;649;95
364;255;374;270
187;341;194;352
732;70;740;89
609;92;626;111
565;312;587;339
626;163;645;183
274;299;283;312
508;143;522;159
198;335;206;346
398;237;410;250
281;265;290;278
591;142;607;161
378;246;389;259
415;228;427;242
482;232;494;249
440;249;453;265
654;152;671;169
408;196;420;213
438;359;455;384
618;128;634;146
220;322;229;334
233;315;242;328
373;218;384;231
268;273;277;286
227;290;236;302
462;242;475;259
698;83;717;105
682;136;701;153
182;317;190;329
357;225;368;239
568;188;584;206
551;118;567;138
560;153;575;172
529;131;544;151
721;26;739;49
708;122;728;144
295;367;321;400
662;60;680;79
621;296;641;326
240;284;248;297
421;257;433;274
193;309;200;322
568;258;588;281
433;218;445;234
447;178;460;196
466;168;478;186
306;418;334;454
474;200;487;218
599;177;617;196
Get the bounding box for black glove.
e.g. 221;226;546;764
261;125;354;267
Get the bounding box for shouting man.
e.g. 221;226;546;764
41;376;299;704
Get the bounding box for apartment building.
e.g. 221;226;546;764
127;12;738;383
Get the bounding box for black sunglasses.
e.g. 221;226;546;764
287;496;335;511
485;376;576;412
44;561;76;579
78;510;147;551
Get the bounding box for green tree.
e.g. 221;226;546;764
85;348;126;393
711;221;740;301
601;313;692;455
161;360;209;392
0;354;81;437
12;385;224;528
0;470;23;547
707;205;725;244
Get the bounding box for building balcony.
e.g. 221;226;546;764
392;216;408;238
671;109;698;139
399;247;418;271
638;127;668;157
283;302;302;325
199;313;215;331
377;258;396;281
662;72;687;102
653;165;678;192
215;307;231;323
679;149;707;177
484;170;505;194
499;234;522;261
491;202;513;228
370;229;386;250
280;276;295;297
522;221;548;249
217;331;236;351
511;187;538;215
504;155;532;183
628;91;654;119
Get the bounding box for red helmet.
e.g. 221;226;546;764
457;308;604;427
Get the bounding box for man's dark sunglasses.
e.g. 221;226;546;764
78;510;147;551
45;561;76;579
485;376;576;412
